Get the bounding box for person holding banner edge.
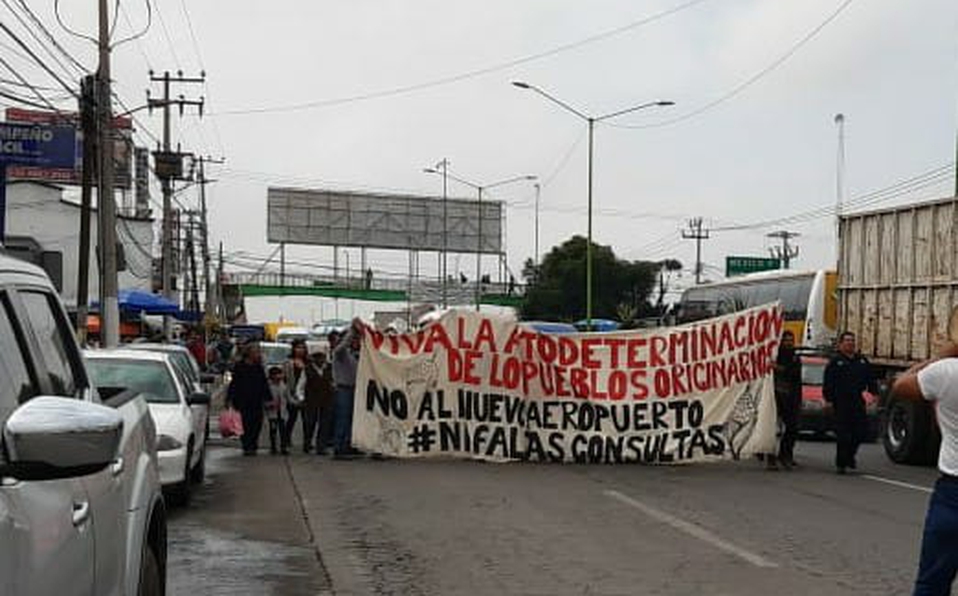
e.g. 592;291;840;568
891;343;958;595
768;330;802;471
332;318;362;459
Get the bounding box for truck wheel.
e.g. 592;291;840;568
138;545;162;596
883;396;934;465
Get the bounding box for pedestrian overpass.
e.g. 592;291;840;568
223;271;523;308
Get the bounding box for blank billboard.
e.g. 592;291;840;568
267;187;503;254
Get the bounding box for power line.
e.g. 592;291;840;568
0;87;63;109
111;0;152;48
609;0;856;130
13;0;88;73
53;0;98;45
118;0;153;69
214;0;715;116
714;163;956;232
3;0;86;77
178;0;204;71
152;0;182;69
0;20;78;96
0;55;60;111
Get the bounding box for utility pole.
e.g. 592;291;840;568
216;241;224;322
97;0;120;347
186;211;199;313
682;218;710;285
768;230;800;269
76;75;96;344
148;70;204;340
197;155;223;314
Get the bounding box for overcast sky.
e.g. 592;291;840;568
6;0;958;310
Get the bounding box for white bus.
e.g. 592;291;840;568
676;269;838;348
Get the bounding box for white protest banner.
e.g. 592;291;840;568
352;304;782;463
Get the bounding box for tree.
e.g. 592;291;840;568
521;235;662;323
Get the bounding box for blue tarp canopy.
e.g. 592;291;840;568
116;290;180;315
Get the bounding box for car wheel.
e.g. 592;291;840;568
137;544;162;596
190;444;206;484
167;441;193;507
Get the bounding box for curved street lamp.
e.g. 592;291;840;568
424;168;537;310
512;81;673;329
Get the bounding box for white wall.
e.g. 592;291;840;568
6;182;154;308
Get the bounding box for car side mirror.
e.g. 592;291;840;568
3;396;123;481
187;392;211;406
200;373;217;385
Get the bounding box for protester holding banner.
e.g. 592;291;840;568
769;330;802;470
332;319;362;458
823;332;878;474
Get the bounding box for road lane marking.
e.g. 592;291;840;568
604;489;778;569
862;474;933;494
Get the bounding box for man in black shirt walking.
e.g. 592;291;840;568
823;331;878;474
771;330;802;470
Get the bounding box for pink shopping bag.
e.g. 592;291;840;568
219;408;244;438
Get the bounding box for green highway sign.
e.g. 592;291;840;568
725;255;781;277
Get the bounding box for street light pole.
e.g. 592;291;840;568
512;81;673;330
424;169;536;311
533;182;541;275
586;117;595;329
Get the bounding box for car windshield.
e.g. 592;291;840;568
802;362;826;386
87;358;180;404
170;351;198;381
262;344;291;366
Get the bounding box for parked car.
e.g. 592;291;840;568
127;342;216;439
798;354;880;440
86;349;210;506
0;253;166;594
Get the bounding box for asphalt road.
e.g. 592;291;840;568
169;436;940;595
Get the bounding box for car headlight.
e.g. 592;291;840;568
156;434;184;451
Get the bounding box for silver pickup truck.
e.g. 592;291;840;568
0;253;167;595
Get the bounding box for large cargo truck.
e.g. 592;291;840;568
837;196;958;465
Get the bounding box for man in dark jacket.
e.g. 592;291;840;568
770;330;802;470
226;343;270;456
823;331;878;474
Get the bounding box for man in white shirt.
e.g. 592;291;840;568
892;344;958;596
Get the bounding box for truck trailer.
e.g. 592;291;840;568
837;196;958;465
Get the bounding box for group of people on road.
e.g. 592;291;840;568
225;318;363;459
767;329;878;474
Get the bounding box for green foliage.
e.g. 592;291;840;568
521;235;667;323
